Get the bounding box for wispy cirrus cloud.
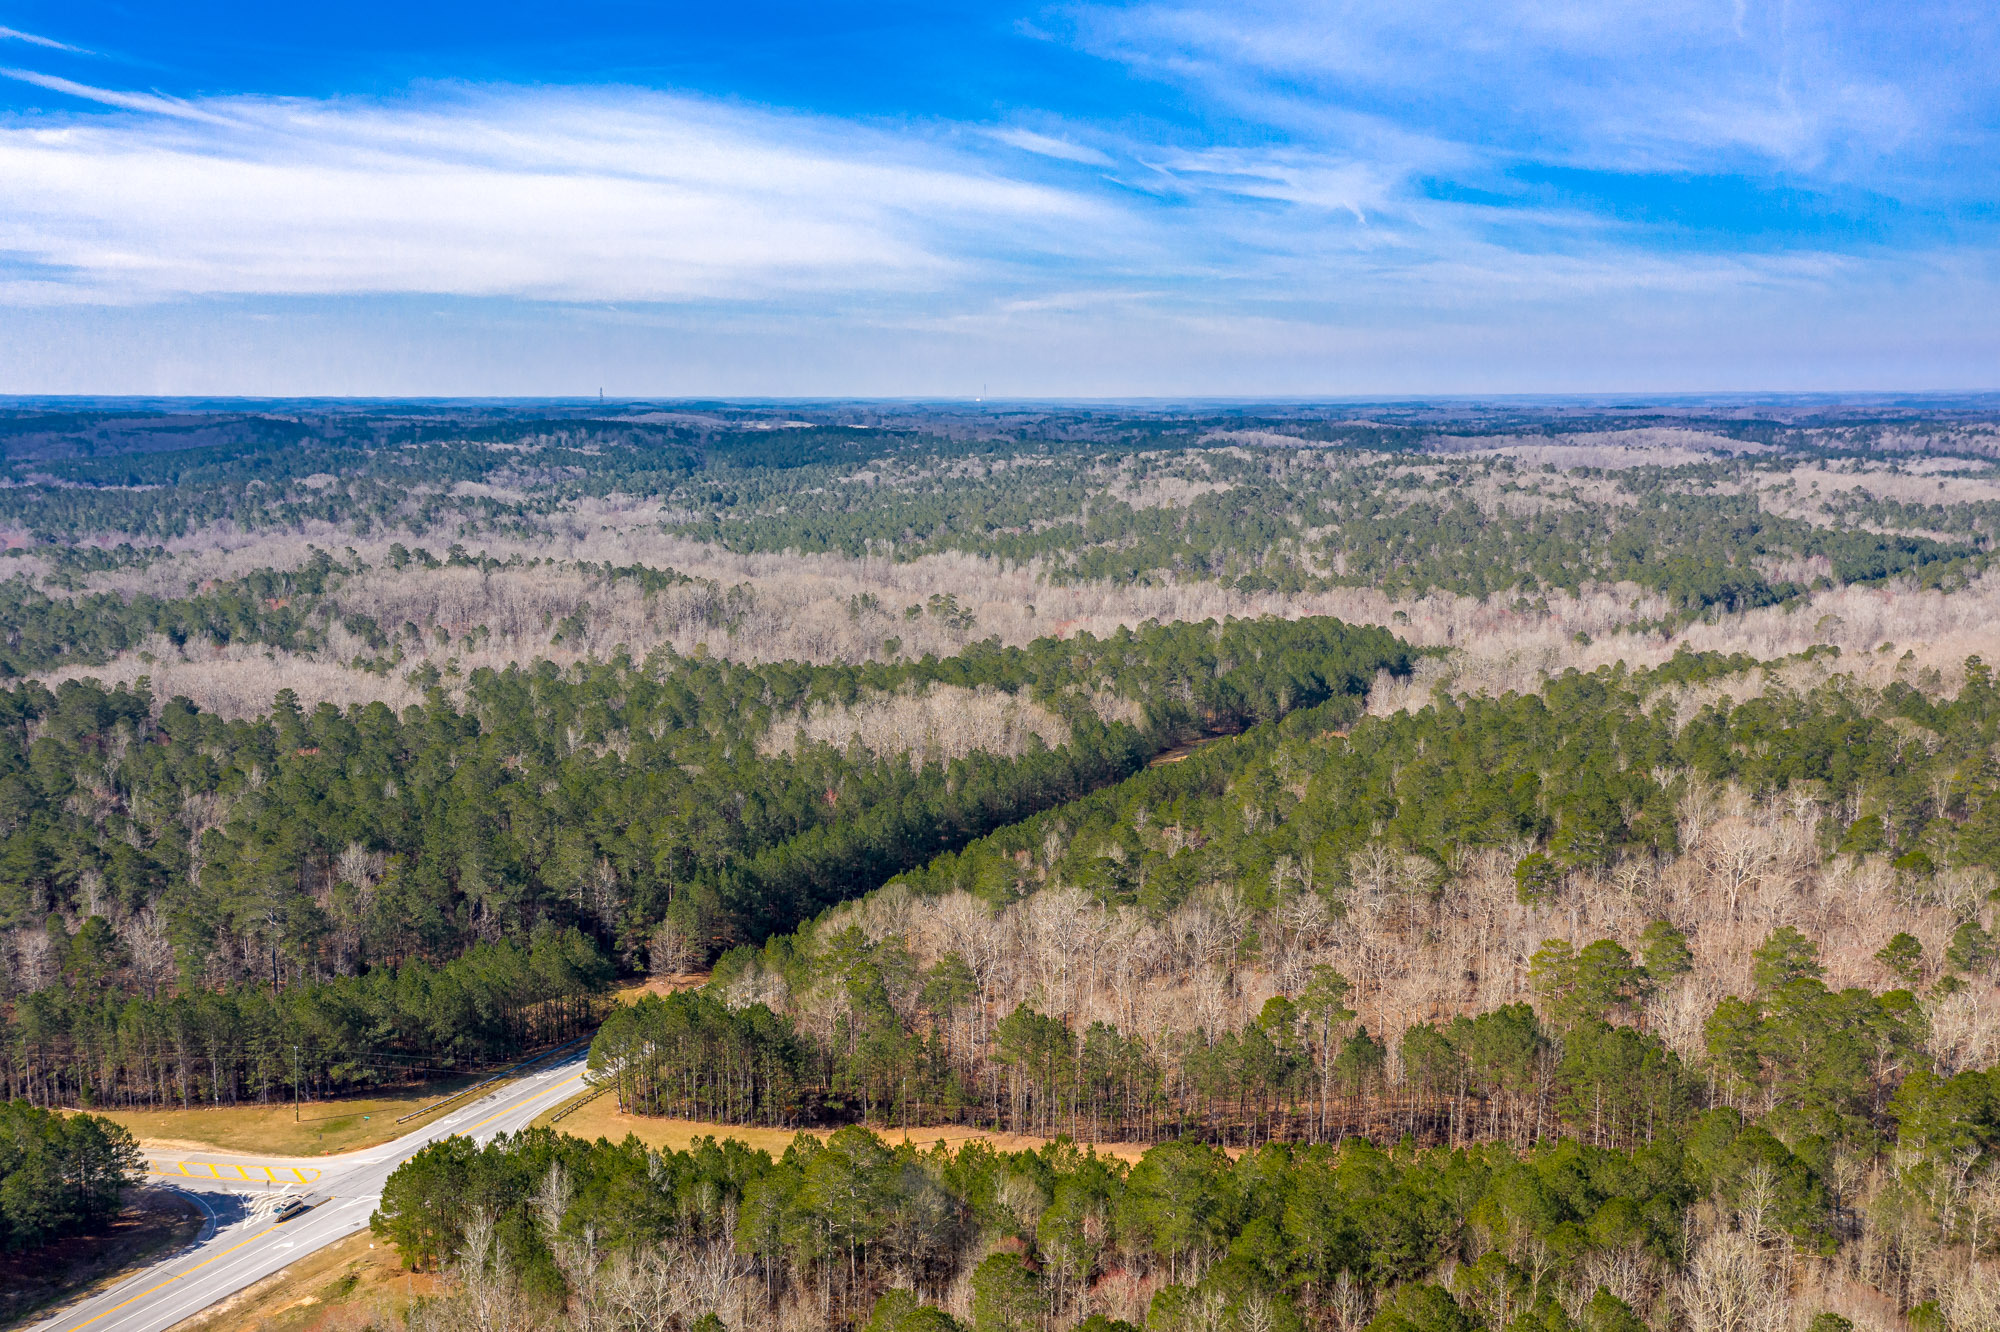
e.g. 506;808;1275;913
0;84;1112;305
988;127;1115;167
0;66;1971;327
2;2;1999;393
0;25;86;54
0;68;231;122
1068;0;1998;190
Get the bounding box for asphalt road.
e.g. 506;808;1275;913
34;1051;591;1332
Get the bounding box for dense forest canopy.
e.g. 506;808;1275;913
8;398;2000;1329
0;405;1995;672
552;648;2000;1329
0;613;1408;1109
0;1099;140;1252
589;649;2000;1152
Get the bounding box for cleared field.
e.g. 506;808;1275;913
0;1188;203;1330
90;1075;489;1158
166;1227;444;1332
532;1092;1158;1164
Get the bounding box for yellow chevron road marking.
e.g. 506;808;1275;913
146;1159;322;1184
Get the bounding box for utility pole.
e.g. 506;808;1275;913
293;1044;301;1122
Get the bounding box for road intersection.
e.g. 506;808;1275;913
34;1051;591;1332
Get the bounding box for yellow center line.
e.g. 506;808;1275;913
99;1070;577;1327
458;1074;582;1136
67;1200;331;1331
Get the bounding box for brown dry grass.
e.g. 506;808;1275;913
88;1073;489;1159
167;1227;440;1332
609;971;711;1005
531;1091;1158;1164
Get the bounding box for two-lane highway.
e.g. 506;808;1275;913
35;1052;591;1332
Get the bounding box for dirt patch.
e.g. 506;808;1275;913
1147;730;1240;767
0;1187;202;1330
610;972;711;1005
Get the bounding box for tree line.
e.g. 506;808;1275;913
590;925;1923;1157
368;1083;1997;1331
6;926;611;1110
581;647;1998;1153
485;911;2000;1329
1;616;1407;1107
0;1099;142;1252
871;647;2000;913
671;445;1984;611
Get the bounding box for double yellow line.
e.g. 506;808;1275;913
456;1072;584;1136
69;1203;284;1331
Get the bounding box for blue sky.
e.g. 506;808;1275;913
1;2;1997;395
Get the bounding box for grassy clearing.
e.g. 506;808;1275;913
90;1073;491;1158
0;1188;203;1330
169;1227;445;1332
531;1092;1158;1164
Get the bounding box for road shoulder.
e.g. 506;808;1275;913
0;1188;205;1331
162;1229;445;1332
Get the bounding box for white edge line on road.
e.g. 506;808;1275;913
50;1055;589;1332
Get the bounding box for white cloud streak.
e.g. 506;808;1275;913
0;22;1993;396
0;85;1106;304
1075;0;1989;181
0;68;233;122
988;127;1116;166
0;25;85;53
